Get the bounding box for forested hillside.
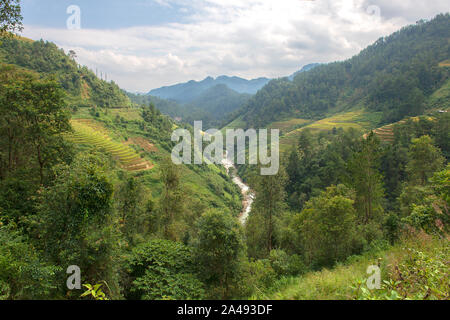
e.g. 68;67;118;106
232;14;449;128
0;31;244;299
130;84;251;129
0;36;131;108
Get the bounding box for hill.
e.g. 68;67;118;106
0;35;131;108
0;34;243;217
228;14;450;130
67;106;243;213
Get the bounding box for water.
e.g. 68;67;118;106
221;154;254;224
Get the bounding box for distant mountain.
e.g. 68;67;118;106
130;84;251;129
288;63;321;81
148;75;270;103
182;84;252;128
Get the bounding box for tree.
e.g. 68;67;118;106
0;0;23;35
36;153;118;295
125;239;204;300
116;176;154;245
247;167;287;255
68;50;77;60
0;225;59;299
159;159;185;240
401;165;449;235
195;210;246;299
406;135;445;185
348;132;384;224
0;65;71;184
295;185;357;267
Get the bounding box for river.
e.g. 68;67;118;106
221;154;254;224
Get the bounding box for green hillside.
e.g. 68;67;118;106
0;34;242;213
254;234;449;300
66;106;242;213
230;14;449;130
129;84;251;129
0;35;131;108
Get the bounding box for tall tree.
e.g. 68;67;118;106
0;65;71;184
159;159;184;240
247;167;287;255
195;209;245;299
295;185;357;267
36;153;118;295
406;135;445;185
348;132;385;223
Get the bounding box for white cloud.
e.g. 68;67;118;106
22;0;450;92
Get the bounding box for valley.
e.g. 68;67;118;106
0;2;448;302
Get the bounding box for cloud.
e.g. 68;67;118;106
22;0;449;92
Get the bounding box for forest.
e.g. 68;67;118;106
0;1;448;301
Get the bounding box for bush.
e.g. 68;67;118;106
125;239;205;300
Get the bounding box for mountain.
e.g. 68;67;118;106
228;14;450;130
148;75;270;103
288;63;321;81
182;84;252;128
130;84;252;129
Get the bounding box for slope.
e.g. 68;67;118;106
0;35;131;108
229;14;449;130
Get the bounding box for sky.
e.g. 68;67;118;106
20;0;450;93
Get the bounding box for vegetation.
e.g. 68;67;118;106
0;4;448;301
230;14;449;128
129;84;251;129
0;36;131;108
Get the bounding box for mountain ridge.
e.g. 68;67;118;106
148;75;270;103
227;14;450;130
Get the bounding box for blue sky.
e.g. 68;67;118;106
20;0;450;92
22;0;193;29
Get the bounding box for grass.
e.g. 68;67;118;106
108;108;143;121
223;116;246;131
427;79;450;110
256;234;448;300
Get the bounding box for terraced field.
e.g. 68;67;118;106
68;119;153;172
269;118;312;133
367;124;396;142
278;110;376;152
365;116;438;143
